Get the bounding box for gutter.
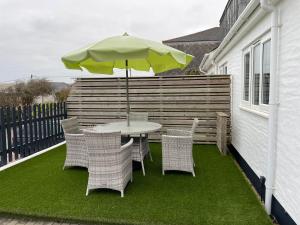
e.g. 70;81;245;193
200;0;261;72
199;53;209;74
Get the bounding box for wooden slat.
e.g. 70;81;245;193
67;75;231;144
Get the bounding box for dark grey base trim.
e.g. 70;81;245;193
228;144;297;225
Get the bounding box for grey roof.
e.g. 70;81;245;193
163;27;224;43
157;27;223;75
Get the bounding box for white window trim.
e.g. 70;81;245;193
219;62;228;75
241;51;251;108
240;34;270;116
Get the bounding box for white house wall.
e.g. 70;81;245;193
209;0;300;223
273;0;300;223
216;9;271;177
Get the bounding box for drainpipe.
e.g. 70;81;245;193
261;0;280;215
212;60;218;74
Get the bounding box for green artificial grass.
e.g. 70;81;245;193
0;144;272;225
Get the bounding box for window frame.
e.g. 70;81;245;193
241;50;251;106
219;62;228;75
241;35;270;114
260;39;271;110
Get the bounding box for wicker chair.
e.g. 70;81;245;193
61;117;88;169
84;130;133;197
127;112;152;176
162;118;199;177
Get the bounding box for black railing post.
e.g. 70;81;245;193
46;104;50;147
33;104;38;153
42;104;46;148
49;103;54;145
17;106;24;158
23;105;29;157
6;107;12;162
28;105;33;155
12;106;18;160
0;107;7;166
38;104;42;151
53;103;58;143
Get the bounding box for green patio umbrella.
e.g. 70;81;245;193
62;33;193;126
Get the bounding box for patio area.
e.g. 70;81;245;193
0;143;272;225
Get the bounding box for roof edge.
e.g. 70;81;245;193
163;27;222;43
201;0;282;72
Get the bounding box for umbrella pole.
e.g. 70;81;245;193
125;59;130;126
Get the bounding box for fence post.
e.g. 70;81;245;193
53;103;58;142
37;104;42;151
0;107;7;166
17;106;24;158
46;104;50;147
42;104;46;148
28;105;33;155
6;107;12;162
216;112;229;155
33;104;38;153
23;105;29;157
49;103;53;145
12;106;18;160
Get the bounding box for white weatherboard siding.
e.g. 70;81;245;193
216;10;271;177
205;0;300;223
274;0;300;223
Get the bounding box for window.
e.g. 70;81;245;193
241;37;271;113
243;53;250;101
253;44;261;105
219;63;228;75
262;40;271;104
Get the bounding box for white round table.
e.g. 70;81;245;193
94;121;162;176
94;121;162;135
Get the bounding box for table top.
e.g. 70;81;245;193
94;121;162;135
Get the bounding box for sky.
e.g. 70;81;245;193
0;0;228;84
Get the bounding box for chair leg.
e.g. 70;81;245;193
162;169;165;175
149;149;153;162
139;134;146;176
121;190;124;198
141;160;145;176
86;188;89;196
131;173;133;182
192;170;195;177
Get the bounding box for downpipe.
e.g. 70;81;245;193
260;0;280;215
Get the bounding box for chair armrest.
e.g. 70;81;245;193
64;133;84;138
121;138;133;151
166;129;192;136
64;133;86;146
162;135;193;148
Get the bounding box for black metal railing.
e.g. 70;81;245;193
0;102;67;166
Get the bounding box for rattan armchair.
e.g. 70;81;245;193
162;118;199;177
84;130;133;197
61;117;88;169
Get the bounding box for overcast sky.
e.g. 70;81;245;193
0;0;227;83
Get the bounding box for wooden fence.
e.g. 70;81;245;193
0;103;67;166
67;75;231;144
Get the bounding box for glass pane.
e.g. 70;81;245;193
253;74;260;105
253;45;261;105
262;40;271;104
243;53;250;101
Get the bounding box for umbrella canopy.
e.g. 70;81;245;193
62;33;194;126
62;33;193;74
